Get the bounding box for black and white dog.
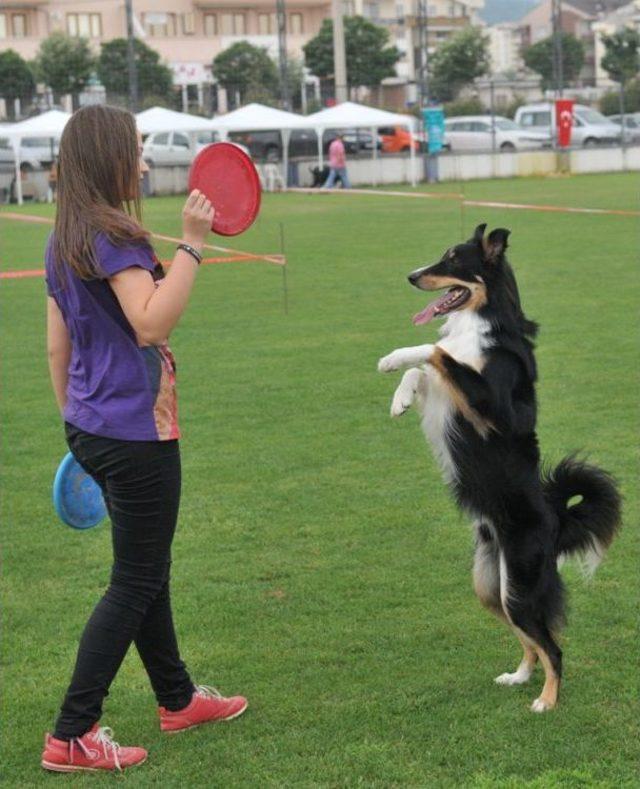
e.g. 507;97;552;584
378;224;620;712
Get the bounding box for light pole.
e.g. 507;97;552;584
124;0;139;112
332;0;348;102
552;0;564;97
276;0;290;110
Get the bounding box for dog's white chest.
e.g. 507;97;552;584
420;312;491;482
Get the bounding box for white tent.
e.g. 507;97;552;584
211;103;310;184
305;101;418;186
6;110;71;204
135;106;216;135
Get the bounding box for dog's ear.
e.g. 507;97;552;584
483;228;510;263
472;223;487;247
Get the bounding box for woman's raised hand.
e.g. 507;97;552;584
182;189;214;247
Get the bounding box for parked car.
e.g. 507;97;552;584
378;125;421;153
607;113;640;144
143;130;196;166
444;116;548;152
0;135;56;170
515;103;622;147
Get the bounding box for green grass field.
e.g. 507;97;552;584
1;172;638;787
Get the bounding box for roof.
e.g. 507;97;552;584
136;106;215;134
211;103;309;131
305;101;416;130
5;110;71;141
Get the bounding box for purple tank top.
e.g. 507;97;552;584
45;232;180;441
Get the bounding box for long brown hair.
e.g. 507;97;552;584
53;105;150;279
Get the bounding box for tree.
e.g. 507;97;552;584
0;50;35;117
523;33;585;91
430;27;491;102
98;39;174;102
35;32;94;104
212;42;278;107
601;28;640;86
303;16;401;92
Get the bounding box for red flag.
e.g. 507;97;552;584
555;99;574;148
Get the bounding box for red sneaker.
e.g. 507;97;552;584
41;724;147;773
159;685;248;733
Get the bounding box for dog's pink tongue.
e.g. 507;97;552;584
412;292;451;325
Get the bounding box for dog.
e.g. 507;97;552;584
309;165;342;188
377;223;621;712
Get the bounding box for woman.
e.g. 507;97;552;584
42;105;247;773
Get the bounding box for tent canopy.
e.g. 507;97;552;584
212;103;309;132
5;110;71;144
136;106;215;135
305;101;416;131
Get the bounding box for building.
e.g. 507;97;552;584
516;0;631;86
487;21;523;74
0;0;485;113
592;1;640;87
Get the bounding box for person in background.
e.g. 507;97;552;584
322;133;351;189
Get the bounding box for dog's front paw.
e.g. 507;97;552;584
390;389;414;417
377;351;403;373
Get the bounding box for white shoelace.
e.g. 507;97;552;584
195;684;223;700
72;726;122;771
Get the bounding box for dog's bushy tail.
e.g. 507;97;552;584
544;455;621;575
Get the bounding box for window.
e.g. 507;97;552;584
221;12;245;35
67;13;101;37
0;14;6;39
520;111;551;128
182;13;195;35
172;133;190;148
258;13;276;34
204;13;217;36
12;13;27;38
152;133;170;145
344;1;355;15
145;12;177;37
289;13;303;35
471;122;489;133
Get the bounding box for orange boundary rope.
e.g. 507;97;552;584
0;212;285;279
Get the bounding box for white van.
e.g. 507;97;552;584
514;103;621;147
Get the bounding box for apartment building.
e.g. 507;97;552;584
516;0;632;86
0;1;329;91
0;0;484;109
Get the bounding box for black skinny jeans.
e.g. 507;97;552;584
53;423;194;740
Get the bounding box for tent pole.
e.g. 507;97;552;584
317;128;323;169
371;126;377;187
282;129;290;188
409;123;417;187
12;137;23;205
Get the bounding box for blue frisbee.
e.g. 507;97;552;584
53;452;107;530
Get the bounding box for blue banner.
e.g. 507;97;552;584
423;107;445;154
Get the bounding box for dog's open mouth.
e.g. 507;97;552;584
412;287;471;325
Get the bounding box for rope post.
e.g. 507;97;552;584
279;222;289;315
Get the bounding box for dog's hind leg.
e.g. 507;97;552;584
494;631;538;686
500;555;563;712
390;368;427;417
472;522;503;618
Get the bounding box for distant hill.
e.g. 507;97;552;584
480;0;539;25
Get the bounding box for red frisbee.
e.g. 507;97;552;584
188;142;261;236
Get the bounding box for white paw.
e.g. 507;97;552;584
390;390;414;417
377;352;403;373
495;671;531;686
531;697;553;713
